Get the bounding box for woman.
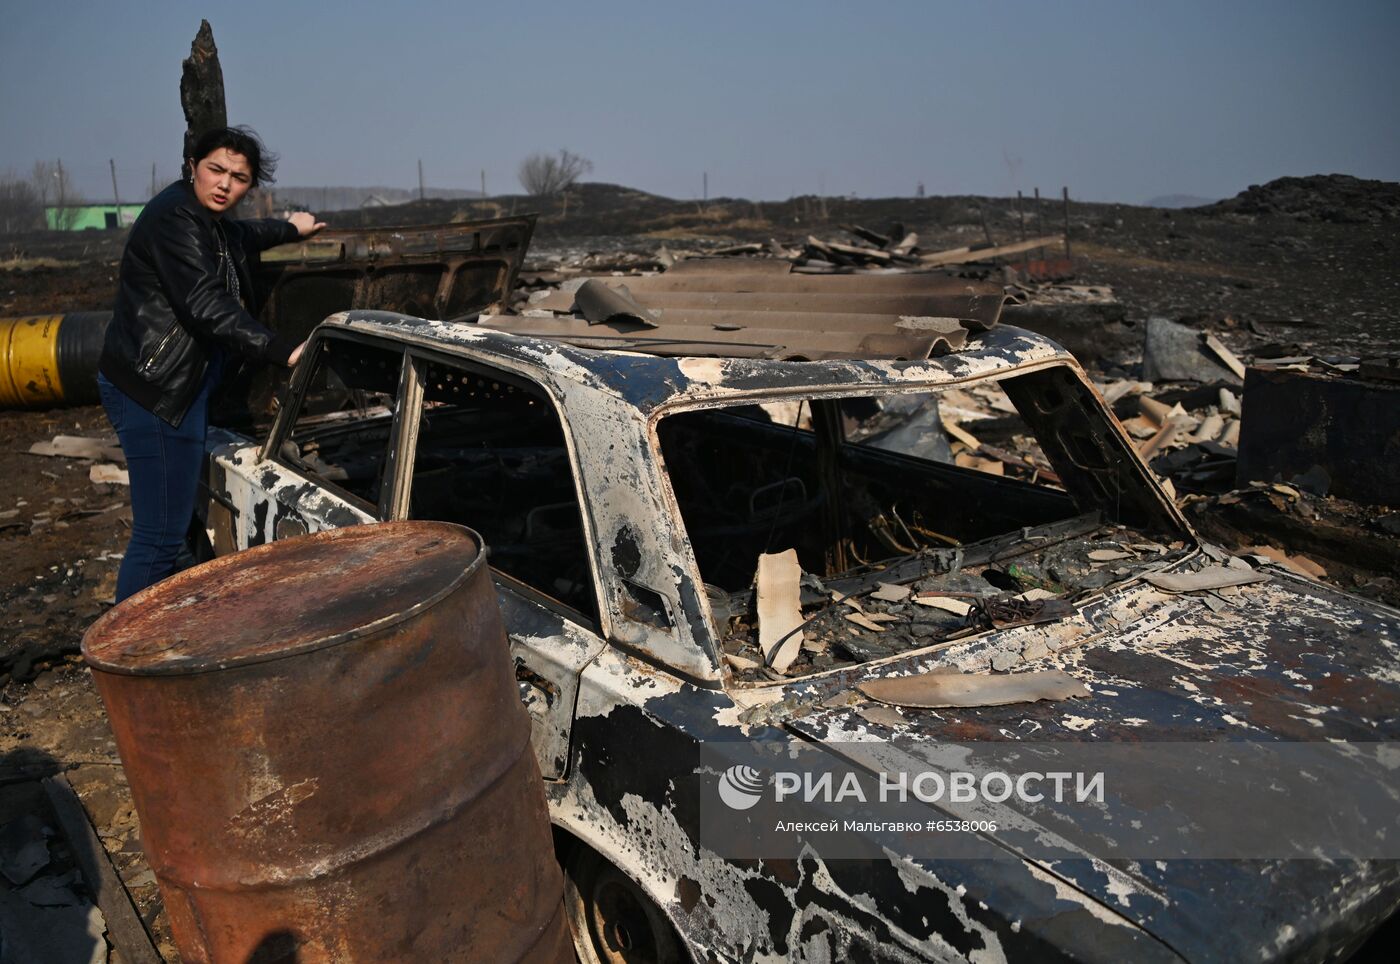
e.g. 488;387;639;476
97;125;324;602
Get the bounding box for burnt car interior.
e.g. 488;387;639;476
405;357;596;624
657;367;1190;680
214;215;535;433
276;336;597;625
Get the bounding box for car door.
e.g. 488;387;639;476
209;331;411;551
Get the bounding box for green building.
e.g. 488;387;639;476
45;203;145;231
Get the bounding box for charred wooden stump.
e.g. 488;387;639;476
180;20;226;165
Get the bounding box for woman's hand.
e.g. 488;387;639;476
287;212;327;238
287;340;307;367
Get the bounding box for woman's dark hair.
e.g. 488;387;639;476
187;125;278;187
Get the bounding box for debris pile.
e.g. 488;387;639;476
522;221;1070;283
728;224;1067;275
721;520;1190;683
1185;482;1400;606
855;382;1061;483
1098;378;1244;495
0;766;168;963
501;261;1009;360
1201;174;1400;224
0;806;108;963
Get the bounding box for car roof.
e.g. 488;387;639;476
323;310;1079;413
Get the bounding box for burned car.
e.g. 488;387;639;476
195;265;1400;961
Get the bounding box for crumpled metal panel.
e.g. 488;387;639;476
260;215;536;320
489;264;1012;360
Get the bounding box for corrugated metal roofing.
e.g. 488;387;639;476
479;260;1016;361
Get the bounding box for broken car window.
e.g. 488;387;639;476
657;367;1188;683
405;357;599;626
278;337;403;511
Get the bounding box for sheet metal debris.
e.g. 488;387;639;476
491;262;1011;360
571;278;659;328
857;668;1090;708
1142;565;1270;593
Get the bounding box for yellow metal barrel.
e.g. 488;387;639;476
0;311;110;408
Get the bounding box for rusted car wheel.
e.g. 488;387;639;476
564;847;687;964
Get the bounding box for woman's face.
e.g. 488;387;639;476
188;147;253;215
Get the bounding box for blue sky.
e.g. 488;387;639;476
2;0;1397;204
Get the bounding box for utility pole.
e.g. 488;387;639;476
1016;190;1026;243
481;168;486;199
1034;187;1045;261
1061;186;1073;259
150;162;157;199
418;159;425;201
702;171;707;202
110;159;120;208
52;158;68;230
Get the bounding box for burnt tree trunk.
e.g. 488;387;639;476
180;20;226;168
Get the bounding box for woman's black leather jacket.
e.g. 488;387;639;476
98;180;300;427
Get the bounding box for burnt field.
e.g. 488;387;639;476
8;174;1400;352
1;175;1398;959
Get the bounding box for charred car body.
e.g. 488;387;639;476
194;254;1400;961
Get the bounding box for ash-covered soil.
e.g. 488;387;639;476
1;173;1396;960
316;175;1400;357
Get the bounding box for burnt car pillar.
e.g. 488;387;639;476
82;521;571;963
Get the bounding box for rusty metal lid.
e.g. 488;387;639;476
83;521;484;676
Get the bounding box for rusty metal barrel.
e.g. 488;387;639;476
82;521;572;963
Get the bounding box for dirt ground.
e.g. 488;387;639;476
1;175;1397;960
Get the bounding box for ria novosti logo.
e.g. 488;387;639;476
716;763;1108;810
717;765;766;810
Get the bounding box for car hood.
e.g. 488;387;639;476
781;570;1400;960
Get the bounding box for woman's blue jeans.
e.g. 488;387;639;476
97;365;218;603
